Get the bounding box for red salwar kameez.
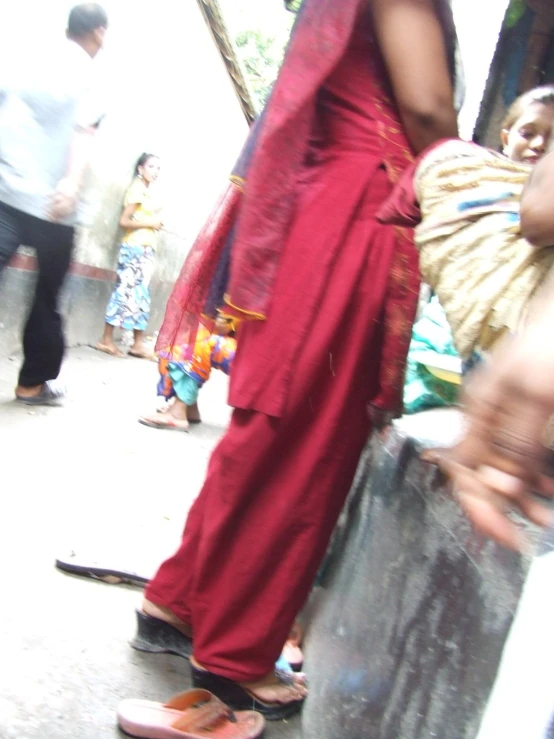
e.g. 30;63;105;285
146;8;425;682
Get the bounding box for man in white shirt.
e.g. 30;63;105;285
0;3;108;405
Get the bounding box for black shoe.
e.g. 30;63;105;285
130;610;192;659
191;663;305;721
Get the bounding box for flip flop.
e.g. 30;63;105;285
95;343;126;358
191;664;305;721
138;416;190;432
117;689;265;739
128;350;156;361
15;380;66;406
55;553;150;586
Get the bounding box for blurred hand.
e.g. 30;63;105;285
49;177;79;221
431;332;554;550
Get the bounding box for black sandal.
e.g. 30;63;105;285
191;663;305;721
55;553;149;587
131;610;193;659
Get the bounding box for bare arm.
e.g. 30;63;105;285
119;203;161;230
370;0;458;154
520;150;554;247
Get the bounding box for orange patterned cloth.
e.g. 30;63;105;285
157;328;237;399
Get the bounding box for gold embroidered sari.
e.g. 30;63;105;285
415;139;554;359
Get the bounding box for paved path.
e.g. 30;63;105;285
0;348;301;738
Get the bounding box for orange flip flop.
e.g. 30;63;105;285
117;689;265;739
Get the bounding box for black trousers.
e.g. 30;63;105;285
0;201;74;387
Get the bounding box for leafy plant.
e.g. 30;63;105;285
505;0;526;28
235;29;288;112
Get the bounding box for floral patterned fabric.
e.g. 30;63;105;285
105;244;155;331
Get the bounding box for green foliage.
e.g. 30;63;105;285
505;0;526;28
235;29;289;112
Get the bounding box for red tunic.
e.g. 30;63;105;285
230;20;418;417
146;12;421;683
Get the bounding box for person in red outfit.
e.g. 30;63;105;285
134;0;461;720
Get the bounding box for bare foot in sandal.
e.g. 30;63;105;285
139;398;190;431
128;347;156;360
138;412;189;432
95;341;126;358
240;669;308;703
191;656;308;706
187;402;202;424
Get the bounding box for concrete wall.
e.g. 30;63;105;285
0;0;248;356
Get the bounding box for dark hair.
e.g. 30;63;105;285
67;4;108;38
502;85;554;132
134;153;159;176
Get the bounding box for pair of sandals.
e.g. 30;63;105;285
118;688;264;739
132;611;306;721
95;342;155;360
54;557;306;721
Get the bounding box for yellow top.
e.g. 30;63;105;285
121;178;160;248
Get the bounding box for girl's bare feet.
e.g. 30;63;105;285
95;341;126;358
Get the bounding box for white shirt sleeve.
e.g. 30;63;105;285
75;84;106;130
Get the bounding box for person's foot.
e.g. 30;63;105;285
187;402;202;424
240;669;308;704
142;599;193;639
15;383;43;399
138;412;189;432
191;656;308;706
15;380;66;406
128;344;155;360
95;341;126;358
156;397;174;413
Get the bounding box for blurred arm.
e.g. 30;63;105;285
370;0;459;153
520;150;554;246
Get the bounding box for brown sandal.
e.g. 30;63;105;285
95;342;126;358
117;689;265;738
128;349;156;361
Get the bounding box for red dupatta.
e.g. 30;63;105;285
156;0;458;356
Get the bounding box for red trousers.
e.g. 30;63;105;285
146;166;405;682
